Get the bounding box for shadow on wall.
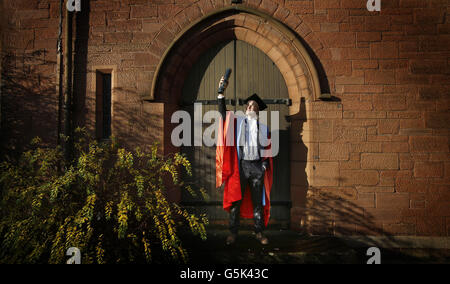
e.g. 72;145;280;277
280;22;331;95
76;87;165;153
0;51;163;161
0;50;58;158
290;97;412;249
278;27;414;246
71;0;164;153
300;187;418;250
112;90;165;153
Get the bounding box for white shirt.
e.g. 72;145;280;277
243;115;260;160
218;94;261;161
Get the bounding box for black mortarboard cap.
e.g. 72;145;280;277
244;93;267;111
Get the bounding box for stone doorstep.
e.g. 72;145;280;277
340;236;450;249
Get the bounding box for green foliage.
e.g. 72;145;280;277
0;128;208;263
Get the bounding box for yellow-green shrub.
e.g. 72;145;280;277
0;128;208;263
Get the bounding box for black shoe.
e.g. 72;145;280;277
255;232;269;245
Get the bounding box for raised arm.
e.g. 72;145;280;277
217;76;227;120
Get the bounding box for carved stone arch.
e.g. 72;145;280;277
147;4;326;225
147;5;325;114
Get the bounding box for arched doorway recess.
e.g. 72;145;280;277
150;6;323;228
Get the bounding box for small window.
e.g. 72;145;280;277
96;71;111;139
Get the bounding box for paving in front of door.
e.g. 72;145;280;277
180;228;450;264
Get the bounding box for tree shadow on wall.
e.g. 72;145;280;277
0;50;58;159
71;0;166;153
288;98;392;252
111;88;165;152
290;99;413;253
298;187;450;263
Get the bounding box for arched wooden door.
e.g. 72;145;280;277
181;39;291;226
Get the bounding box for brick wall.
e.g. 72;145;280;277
1;0;449;237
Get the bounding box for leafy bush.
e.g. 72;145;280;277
0;128;208;263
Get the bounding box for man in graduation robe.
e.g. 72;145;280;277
216;77;274;245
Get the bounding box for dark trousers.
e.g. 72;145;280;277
229;159;265;234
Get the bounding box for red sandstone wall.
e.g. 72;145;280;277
1;0;449;237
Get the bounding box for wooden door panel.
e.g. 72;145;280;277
181;40;291;223
236;41;291;221
181;41;234;220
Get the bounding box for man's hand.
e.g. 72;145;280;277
218;76;228;96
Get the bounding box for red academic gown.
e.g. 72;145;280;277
216;111;273;227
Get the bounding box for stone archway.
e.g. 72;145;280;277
149;5;324;229
150;6;323;110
